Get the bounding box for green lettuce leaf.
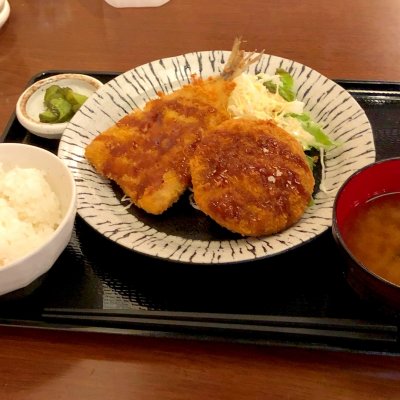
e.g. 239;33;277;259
276;68;296;102
262;68;296;102
286;112;338;149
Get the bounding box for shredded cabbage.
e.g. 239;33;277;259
227;72;336;152
227;69;339;194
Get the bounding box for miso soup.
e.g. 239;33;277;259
342;192;400;286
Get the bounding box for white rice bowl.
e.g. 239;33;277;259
0;165;62;267
0;143;76;296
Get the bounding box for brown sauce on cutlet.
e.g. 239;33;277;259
210;195;242;220
198;128;311;221
99;97;217;198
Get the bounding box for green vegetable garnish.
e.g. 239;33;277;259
286;112;338;149
263;68;296;102
39;85;88;124
262;68;339;151
276;68;296;102
263;80;278;94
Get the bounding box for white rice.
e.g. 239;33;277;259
0;164;62;267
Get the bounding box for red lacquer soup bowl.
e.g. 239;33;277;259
332;157;400;312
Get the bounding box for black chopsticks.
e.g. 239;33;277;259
42;308;399;344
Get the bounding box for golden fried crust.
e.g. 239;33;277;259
85;77;235;215
190;118;315;236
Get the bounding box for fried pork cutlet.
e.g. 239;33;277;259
85;38;262;216
190;118;315;236
85;77;235;214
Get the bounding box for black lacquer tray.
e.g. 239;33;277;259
1;71;400;354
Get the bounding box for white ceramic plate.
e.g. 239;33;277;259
58;50;375;264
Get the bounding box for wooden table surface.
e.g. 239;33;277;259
1;0;400;398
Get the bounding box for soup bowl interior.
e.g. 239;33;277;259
332;157;400;312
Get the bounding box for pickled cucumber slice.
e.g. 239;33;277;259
44;85;64;106
40;84;89;123
65;90;88;106
39;109;58;123
49;98;73;123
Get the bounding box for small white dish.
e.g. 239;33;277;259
16;73;103;139
0;0;10;30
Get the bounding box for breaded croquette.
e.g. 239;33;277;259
189;118;315;236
